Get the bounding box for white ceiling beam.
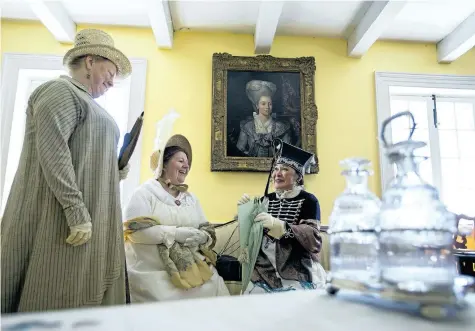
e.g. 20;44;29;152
437;12;475;63
254;1;284;54
148;0;174;49
347;1;406;58
27;0;76;44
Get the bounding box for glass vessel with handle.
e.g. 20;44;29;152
329;158;381;285
378;111;457;292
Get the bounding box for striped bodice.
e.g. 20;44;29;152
268;198;305;224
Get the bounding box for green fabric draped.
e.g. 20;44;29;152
238;197;269;293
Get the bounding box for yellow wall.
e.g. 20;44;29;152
469;232;475;250
2;20;475;223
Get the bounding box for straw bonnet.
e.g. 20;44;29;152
246;80;277;108
63;29;132;78
150;134;193;178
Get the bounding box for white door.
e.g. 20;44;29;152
1;69;67;214
0;54;147;217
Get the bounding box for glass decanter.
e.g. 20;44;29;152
378;111;457;292
329;158;381;284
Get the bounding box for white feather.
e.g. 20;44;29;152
153;109;180;152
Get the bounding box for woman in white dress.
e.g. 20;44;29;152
124;133;229;303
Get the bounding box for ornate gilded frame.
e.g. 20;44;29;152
211;53;319;173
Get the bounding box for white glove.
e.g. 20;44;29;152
175;227;208;247
66;222;92;246
238;194;251;205
119;164;130;181
254;212;286;239
183;231;209;247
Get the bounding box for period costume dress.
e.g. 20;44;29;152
244;141;327;294
236;80;292;157
124;119;229;302
124;179;230;302
1;30;132;313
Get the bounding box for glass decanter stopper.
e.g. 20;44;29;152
378;111;457;292
329;157;381;284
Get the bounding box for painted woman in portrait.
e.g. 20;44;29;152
236;80;292;157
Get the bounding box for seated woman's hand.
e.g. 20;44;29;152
183;231;208;247
175;227;208;247
254;213;286;239
237;194;251;205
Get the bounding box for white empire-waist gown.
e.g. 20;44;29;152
124;179;229;302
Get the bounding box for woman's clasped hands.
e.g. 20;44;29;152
175;227;208;247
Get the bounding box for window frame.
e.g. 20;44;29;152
387;94;439;188
374;72;475;193
0;53;147;213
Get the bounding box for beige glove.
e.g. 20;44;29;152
119;164;130;181
254;212;286;239
237;193;251;205
66;222;92;246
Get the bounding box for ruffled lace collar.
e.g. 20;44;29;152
253;112;273;134
275;186;303;199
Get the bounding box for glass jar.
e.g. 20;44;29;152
378;111;457;292
329;158;381;284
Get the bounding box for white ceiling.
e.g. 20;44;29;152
2;0;475;42
382;1;475;42
1;0;475;61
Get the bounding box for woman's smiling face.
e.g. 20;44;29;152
272;164;297;191
162;151;189;184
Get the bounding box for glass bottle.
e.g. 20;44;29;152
329;158;381;284
378;111;457;292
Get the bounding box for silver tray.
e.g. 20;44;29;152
326;273;474;319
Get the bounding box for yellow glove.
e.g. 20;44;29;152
254;212;286;239
66;222;92;246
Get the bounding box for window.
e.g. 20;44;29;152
0;54;147;217
376;72;475;216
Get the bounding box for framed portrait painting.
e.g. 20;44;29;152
211;53;318;173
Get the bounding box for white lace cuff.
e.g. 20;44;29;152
161;225;178;248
